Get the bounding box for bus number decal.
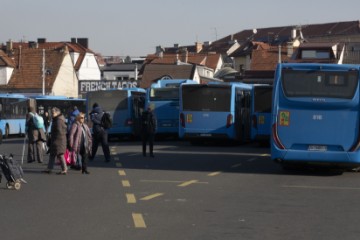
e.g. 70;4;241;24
186;114;193;123
259;115;265;125
279;111;290;126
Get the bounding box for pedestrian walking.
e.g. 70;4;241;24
68;112;92;174
141;107;157;157
26;107;47;163
42;111;51;135
42;107;68;175
89;103;111;162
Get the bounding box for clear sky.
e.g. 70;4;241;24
2;0;360;57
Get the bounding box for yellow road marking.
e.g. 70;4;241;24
132;213;146;228
122;180;130;187
140;193;164;201
118;170;126;176
231;163;242;168
208;171;221;176
261;153;270;157
126;193;136;203
247;157;257;162
178;180;198;187
140;180;208;184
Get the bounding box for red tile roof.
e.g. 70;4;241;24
140;64;195;88
0;48;65;91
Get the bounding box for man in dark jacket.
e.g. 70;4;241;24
141;107;157;157
43;107;68;174
89;103;111;162
26;107;47;163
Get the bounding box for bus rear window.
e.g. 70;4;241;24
89;91;128;110
282;70;358;99
150;88;179;101
182;86;231;111
254;87;272;112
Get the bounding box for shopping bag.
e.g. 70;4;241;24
64;149;76;166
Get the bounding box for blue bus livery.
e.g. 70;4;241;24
271;63;360;169
146;79;197;136
179;82;252;143
0;93;28;142
86;88;146;138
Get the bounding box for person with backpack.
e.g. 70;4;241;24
89;103;111;162
26;107;47;163
141;107;157;157
67;106;80;133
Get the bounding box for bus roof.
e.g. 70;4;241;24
184;81;253;90
0;93;27;99
151;79;197;88
277;63;360;71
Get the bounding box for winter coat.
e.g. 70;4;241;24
90;106;105;134
68;121;92;155
141;110;157;135
49;114;67;155
26;113;47;143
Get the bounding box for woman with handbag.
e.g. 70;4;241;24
68;112;92;174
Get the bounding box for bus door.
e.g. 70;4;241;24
242;91;251;142
235;89;244;141
131;92;145;137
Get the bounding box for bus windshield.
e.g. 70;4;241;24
182;85;231;111
150;88;179;101
282;69;358;99
88;91;128;111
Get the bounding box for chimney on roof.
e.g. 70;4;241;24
179;47;188;63
174;43;179;48
28;41;38;49
71;38;77;43
37;38;46;44
195;42;203;53
204;41;211;47
77;38;89;49
156;45;164;58
6;40;13;53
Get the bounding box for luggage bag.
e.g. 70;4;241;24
0;154;26;190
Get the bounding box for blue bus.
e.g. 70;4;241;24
29;95;86;119
146;79;197;137
179;82;252;143
86;88;146;138
271;63;360;169
250;84;273;143
0;94;28;142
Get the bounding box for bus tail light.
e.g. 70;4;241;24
180;113;185;128
350;133;360;152
252;115;257;129
226;114;233;128
272;123;285;149
125;118;133;126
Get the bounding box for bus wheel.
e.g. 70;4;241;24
5;125;9;139
0;129;3;144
